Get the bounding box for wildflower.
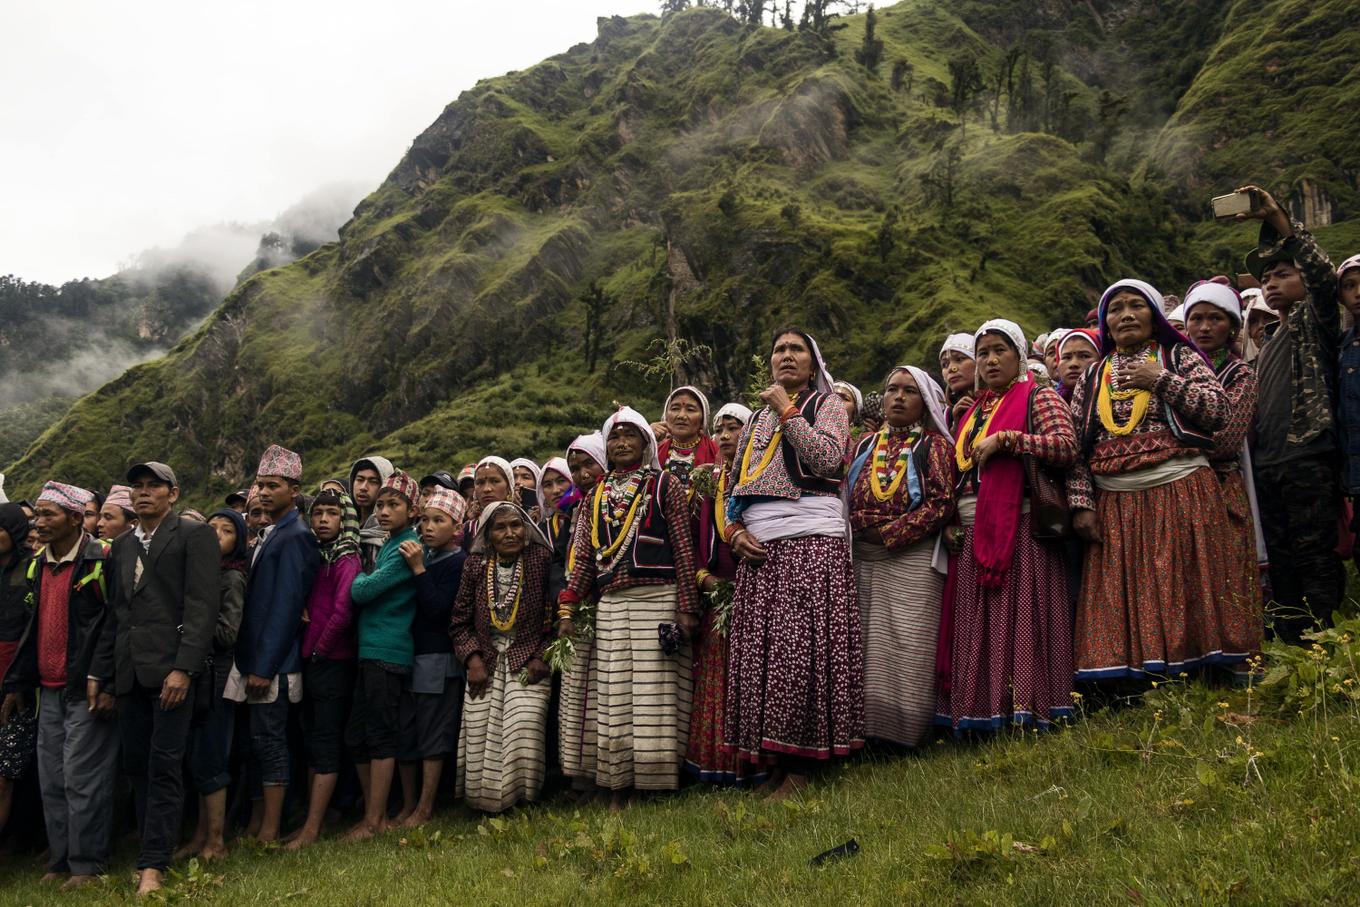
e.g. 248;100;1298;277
1235;735;1245;746
1151;681;1159;688
1218;701;1229;709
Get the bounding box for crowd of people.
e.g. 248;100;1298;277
0;185;1352;895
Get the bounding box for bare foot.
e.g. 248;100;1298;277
254;830;279;845
39;872;64;884
576;787;600;806
764;772;809;802
282;828;320;851
137;868;164;897
61;875;96;891
391;808;413;826
199;843;229;862
608;790;627;813
279;827;301;845
398;809;432;829
173;840;204;861
753;769;785;794
341;821;377;843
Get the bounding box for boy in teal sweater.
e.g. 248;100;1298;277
343;469;421;842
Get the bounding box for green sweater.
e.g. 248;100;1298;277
351;527;419;666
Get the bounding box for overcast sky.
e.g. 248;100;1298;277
0;0;657;285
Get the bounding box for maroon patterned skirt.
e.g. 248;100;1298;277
723;535;864;762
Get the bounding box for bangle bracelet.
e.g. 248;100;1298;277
779;404;799;423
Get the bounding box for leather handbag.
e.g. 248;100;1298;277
1023;383;1070;540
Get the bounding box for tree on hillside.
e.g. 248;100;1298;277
891;59;914;93
1093;89;1129;163
920;145;963;211
988;47;1022;132
580;282;613;374
660;0;691;14
855;5;884;74
948;54;984;136
799;0;844;34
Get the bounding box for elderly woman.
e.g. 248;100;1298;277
1184;279;1264;665
450;501;553;813
1069;279;1244;682
724;328;862;798
685;402;754;784
848;367;956;748
939;319;1079;732
938;333;977;429
653;386;720;486
558;408;697;807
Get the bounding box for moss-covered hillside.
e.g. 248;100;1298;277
7;0;1359;503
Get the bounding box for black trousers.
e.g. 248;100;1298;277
1255;453;1344;644
119;682;196;872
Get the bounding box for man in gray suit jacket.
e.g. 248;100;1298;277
92;461;219;897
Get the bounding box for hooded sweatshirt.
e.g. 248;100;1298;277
349;456;396;572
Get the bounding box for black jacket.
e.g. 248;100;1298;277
3;535;113;700
412;548;466;656
93;511;221;696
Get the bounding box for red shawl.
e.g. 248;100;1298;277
958;379;1031;588
657;435;720;470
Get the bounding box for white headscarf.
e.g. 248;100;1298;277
475;456;516;502
1044;328;1070;353
711;402;753;433
663;386;710;434
0;473;6;505
508;457;542;489
832;381;863;417
1184;282;1243;326
938;333;975;361
471;501;551;555
567;432;608;471
536;456;571;513
974;319;1028;359
1167;303;1187;325
887;366;955;446
601;406;662;471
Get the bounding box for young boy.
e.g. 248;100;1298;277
343;470;421;841
395;486;467;828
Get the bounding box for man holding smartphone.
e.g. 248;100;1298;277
1233;185;1343;644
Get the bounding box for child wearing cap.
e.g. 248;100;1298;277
395;486;468;828
343;469;421;841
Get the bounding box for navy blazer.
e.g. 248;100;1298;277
235;509;320;678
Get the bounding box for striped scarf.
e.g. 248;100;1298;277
317;491;361;565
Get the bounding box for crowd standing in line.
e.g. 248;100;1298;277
0;186;1352;894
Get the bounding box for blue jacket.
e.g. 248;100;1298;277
1340;326;1360;493
236;509;320;678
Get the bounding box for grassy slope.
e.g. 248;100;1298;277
4;677;1358;906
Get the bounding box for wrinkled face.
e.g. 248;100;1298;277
770;332;814;390
1043;343;1061;378
938;350;975;395
475;465;512;507
1261;260;1305;312
974;332;1021;391
352;468;382;510
665;391;704;444
421;507;459;550
247;504;271;534
33;501;81;546
834;388;857;422
254;475;297;518
1340;271;1360;316
882;370;925;429
129;476;177;520
1247;310;1272;348
310;503;343;544
714;416;745;465
1186;303;1236;355
512;466;537;491
82;500;100;535
1059;337;1099;390
1105;291;1154;348
567;451;605;493
540;468;571;512
97;504;134;540
374;491;412;533
208;516;238;558
607;423;646;471
488;508;526;558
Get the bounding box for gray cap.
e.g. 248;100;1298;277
127;461;178;487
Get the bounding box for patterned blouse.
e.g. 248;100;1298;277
563;468;700;614
849;429;956;550
449;545;554;677
1067;343;1229;510
1209;355;1258;472
730;391;850;500
957;385;1079;498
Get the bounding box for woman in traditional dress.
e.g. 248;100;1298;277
555;433;609;797
724;328;862;798
653;386;720;487
535;457;575;558
1056;329;1100;398
939;319;1079;732
1068;279;1246;682
450;501;554;813
848;367;955;748
509;458;542;512
466;455;516;531
1183;279;1264;672
938;333;977;429
558;408;696;807
685;402;754;783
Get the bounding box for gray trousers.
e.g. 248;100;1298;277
36;689;119;876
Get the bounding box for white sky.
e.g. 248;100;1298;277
0;0;657;284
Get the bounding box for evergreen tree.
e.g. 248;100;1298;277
855;5;884;74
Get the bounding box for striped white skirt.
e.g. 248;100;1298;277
558;620;598;781
457;634;552;813
854;537;943;747
590;584;693;791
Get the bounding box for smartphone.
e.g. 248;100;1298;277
1211;190;1256;219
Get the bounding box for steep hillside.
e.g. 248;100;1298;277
7;0;1357;503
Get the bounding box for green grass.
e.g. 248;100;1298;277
7;665;1360;906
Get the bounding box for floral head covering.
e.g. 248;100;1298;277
310;488;361;564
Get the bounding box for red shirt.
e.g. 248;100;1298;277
37;561;75;688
